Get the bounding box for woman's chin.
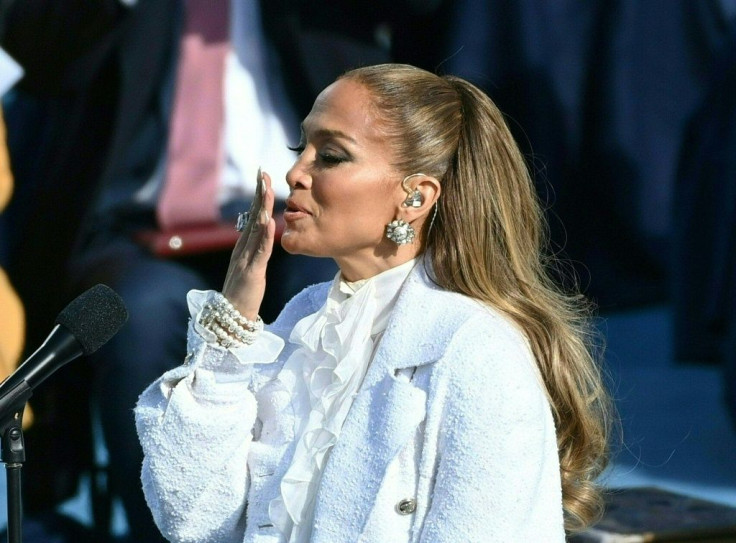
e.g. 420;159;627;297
280;236;298;254
280;232;313;257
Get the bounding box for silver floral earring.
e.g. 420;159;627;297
386;219;416;245
385;173;427;245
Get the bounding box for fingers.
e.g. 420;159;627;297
240;170;274;259
242;205;274;269
222;169;276;318
248;168;266;228
248;167;271;227
239;169;274;258
261;169;274;218
231;168;269;255
224;208;274;319
254;166;265;214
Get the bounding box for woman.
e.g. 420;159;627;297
136;64;611;542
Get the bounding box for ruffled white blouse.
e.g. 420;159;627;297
267;258;416;541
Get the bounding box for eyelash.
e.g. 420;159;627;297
287;144;347;166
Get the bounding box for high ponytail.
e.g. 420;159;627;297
341;64;613;532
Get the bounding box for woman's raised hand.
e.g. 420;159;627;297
222;168;276;321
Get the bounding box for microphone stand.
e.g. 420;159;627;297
0;380;33;543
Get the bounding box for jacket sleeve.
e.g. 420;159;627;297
418;314;566;542
134;290;285;543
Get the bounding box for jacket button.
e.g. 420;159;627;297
396;498;417;515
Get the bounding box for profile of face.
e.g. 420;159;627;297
281;79;411;280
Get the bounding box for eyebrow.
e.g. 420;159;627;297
300;124;358;145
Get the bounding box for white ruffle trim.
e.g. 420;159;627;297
268;259;416;542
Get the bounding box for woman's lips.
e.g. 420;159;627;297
284;200;311;221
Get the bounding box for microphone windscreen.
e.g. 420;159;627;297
55;284;129;355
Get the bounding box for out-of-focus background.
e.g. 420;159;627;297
1;0;736;541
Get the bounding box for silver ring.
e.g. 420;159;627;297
235;211;250;232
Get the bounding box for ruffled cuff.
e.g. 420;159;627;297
153;289;284;402
188;289;284;376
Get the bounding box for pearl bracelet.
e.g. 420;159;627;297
199;293;263;347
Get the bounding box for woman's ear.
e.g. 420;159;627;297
399;174;441;224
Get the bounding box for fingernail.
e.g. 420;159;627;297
261;173;267;194
260;209;270;223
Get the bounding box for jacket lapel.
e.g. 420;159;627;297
310;373;426;542
310;264;462;542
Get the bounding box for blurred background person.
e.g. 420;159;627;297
672;23;736;430
0;44;24;407
446;0;735;310
0;1;444;540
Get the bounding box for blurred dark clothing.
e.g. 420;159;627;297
672;24;736;421
0;511;103;543
447;0;734;309
1;0;397;347
0;0;443;540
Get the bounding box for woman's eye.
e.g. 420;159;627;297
288;143;347;166
287;144;305;155
318;152;346;165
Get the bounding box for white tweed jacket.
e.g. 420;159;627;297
135;263;565;543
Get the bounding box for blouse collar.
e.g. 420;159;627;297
331;257;418;336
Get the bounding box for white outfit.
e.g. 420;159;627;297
268;259;415;541
135;262;565;543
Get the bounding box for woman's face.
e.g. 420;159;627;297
281;79;411;281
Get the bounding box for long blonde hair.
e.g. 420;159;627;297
341;64;612;532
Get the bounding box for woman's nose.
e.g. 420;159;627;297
286;155;311;190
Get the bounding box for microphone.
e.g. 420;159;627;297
0;284;128;408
